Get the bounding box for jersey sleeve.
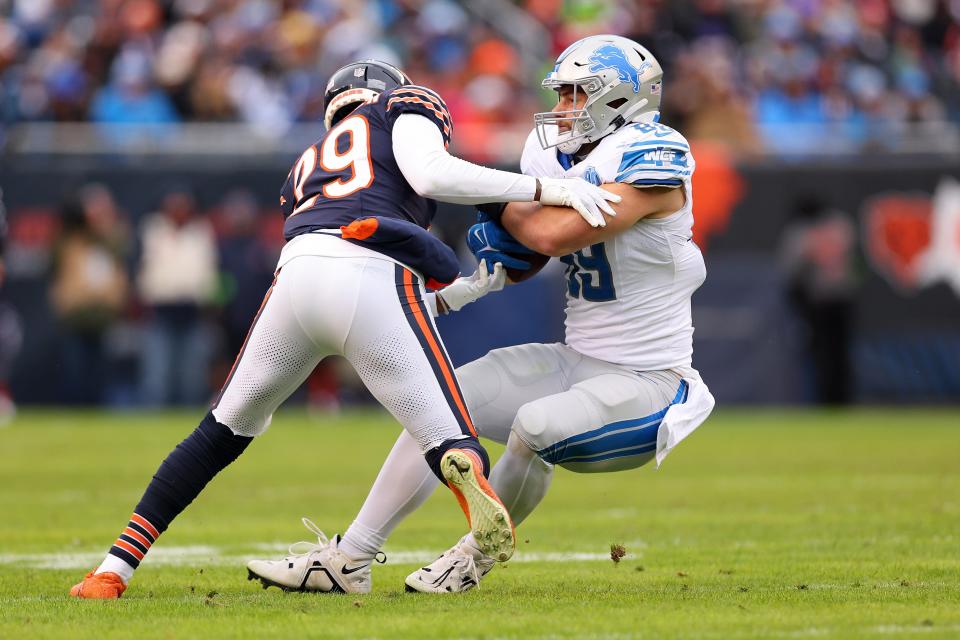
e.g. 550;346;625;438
614;128;692;188
384;85;453;148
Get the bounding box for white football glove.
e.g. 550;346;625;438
537;177;621;228
436;259;506;313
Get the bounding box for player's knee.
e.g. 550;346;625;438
211;405;271;438
505;432;553;473
511;401;551;454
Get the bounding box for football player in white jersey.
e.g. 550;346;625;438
247;35;715;595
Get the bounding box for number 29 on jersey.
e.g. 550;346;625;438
290;115;374;215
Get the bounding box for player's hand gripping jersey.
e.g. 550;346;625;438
521;119;707;371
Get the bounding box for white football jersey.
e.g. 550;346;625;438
520;118;706;371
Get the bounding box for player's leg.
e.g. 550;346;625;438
406;358;689;593
336;430;436;560
246;263;518;593
71;261;330;598
246;339;574;592
336;342;574;561
343;263;519;559
514;369;687;473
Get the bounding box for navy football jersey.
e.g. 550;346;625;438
281;85;453;240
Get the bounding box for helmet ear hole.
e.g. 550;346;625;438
607;97;628;109
329;103;359;128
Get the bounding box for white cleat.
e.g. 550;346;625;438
404;536;496;593
441;449;516;562
246;518;383;594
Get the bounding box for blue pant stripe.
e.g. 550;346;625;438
557;442;658;464
541;421;661;465
538;380;688;466
538;380;687;460
537;413;660;461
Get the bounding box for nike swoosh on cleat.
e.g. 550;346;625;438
341;564;369;575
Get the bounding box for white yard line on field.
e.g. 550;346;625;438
0;545;619;570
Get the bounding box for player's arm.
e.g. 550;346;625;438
501;183;684;257
391;113;618;226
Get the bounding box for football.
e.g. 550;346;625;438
506;251;551;283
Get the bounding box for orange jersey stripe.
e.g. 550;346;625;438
115;539;145;560
402;270;476;436
130;514;160;540
396;88;450;118
387;97;452;135
388;94;450;124
387;95;449;120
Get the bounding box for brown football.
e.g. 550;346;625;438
506;252;551;283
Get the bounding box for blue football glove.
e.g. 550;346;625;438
466;221;534;273
475;202;507;224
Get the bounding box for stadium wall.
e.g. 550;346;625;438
2;156;959;405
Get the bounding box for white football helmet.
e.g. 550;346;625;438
535;35;664;154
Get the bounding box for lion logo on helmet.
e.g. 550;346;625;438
588;44;645;93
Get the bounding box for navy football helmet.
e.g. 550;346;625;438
323;60;411;129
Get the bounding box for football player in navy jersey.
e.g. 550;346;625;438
70;59;620;598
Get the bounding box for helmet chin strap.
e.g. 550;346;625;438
623;98;651;123
593;98;651;139
557;137;584;155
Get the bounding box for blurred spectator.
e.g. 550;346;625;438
0;189;21;423
137;186;217;406
780;196;859;405
49;185;131;405
0;1;954;157
215;189;274;359
665;40;762;155
89;45;180;143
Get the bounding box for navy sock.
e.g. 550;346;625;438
424;437;491;485
108;412;252;569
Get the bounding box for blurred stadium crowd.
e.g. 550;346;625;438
0;182;354;416
1;0;959;155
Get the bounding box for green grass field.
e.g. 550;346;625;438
1;408;958;639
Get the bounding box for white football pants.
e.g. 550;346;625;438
340;342;706;558
461;342;693;471
212;251;475;451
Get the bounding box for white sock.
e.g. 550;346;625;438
458;532;487;559
489;433;553;527
95;554;135;584
339;430;440;560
